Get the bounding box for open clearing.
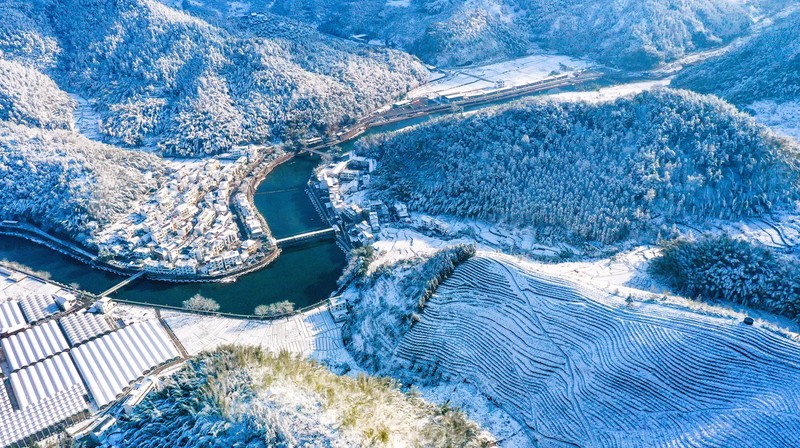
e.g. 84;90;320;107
407;53;592;100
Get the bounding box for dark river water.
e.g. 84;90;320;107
0;156;345;315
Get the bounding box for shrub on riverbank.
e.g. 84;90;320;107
182;294;221;312
650;235;800;318
254;300;295;317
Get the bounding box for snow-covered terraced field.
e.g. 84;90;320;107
393;254;800;447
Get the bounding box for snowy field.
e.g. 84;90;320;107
0;268;65;301
682;213;800;252
374;221;800;335
390;253;800;447
546;79;671;103
160;306;351;363
748;100;800;142
406;53;592;100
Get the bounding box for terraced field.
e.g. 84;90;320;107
393;254;800;447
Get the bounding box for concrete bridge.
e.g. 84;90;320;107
99;270;146;297
274;228;336;247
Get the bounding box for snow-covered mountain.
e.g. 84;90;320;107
0;57;165;241
673;9;800;106
1;0;427;156
262;0;785;68
359;89;800;244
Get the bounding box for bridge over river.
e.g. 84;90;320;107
273;228;336;248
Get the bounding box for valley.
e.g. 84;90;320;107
2;0;800;446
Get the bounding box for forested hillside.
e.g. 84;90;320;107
1;0;427;156
651;235;800;318
267;0;781;68
673;9;800;105
0;50;165;241
0;122;165;242
0;59;74;130
114;346;491;447
360;89;800;244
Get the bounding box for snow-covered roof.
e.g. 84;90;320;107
8;351;85;410
1;320;69;371
59;311;113;347
70;320;180;407
1;351;88;446
0;300;26;333
18;294;60;323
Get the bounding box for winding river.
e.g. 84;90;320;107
0;156;345;315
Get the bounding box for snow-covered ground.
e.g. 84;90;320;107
681;212;800;251
546;79;671;103
371;222;800;337
381;253;800;447
406;53;593;100
158;305;353;365
69;94;103;142
748;100;800;142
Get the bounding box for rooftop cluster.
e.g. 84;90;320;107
93;149;273;277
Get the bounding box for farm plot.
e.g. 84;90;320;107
406;53;592;100
393;254;800;447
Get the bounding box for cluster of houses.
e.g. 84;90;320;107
314;154;417;246
93;150;267;277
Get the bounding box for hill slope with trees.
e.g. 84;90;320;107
0;50;165;242
114;346;491;447
360;89;800;244
0;121;165;242
266;0;785;68
0;0;427;156
650;235;800;318
673;9;800;106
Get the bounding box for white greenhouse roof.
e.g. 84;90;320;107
8;351;86;410
59;311;112;347
2;320;69;371
18;294;60;323
71;320;180;407
1;353;88;446
0;300;26;332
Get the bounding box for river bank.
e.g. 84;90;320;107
0;156;347;314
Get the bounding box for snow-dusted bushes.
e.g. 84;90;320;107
39;0;426;156
651;235;800;318
254;301;294;317
342;244;476;374
182;294;221;312
338;246;376;288
0;0;59;69
362;89;800;244
114;345;490;447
